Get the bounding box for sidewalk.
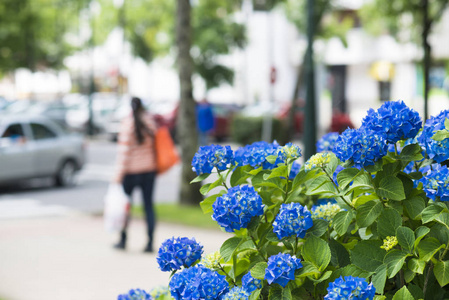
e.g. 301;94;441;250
0;213;231;300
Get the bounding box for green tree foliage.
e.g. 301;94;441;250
359;0;449;119
0;0;86;75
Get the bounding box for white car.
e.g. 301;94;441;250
0;114;86;186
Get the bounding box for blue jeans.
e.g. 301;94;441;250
122;171;157;243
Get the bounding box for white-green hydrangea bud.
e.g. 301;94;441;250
311;203;344;221
200;251;222;269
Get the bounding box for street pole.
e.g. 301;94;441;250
304;0;316;159
262;11;274;142
87;1;97;136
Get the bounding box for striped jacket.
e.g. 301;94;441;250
114;112;157;182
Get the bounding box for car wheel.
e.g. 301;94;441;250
55;160;77;187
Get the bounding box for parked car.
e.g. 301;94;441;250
0;114;85;186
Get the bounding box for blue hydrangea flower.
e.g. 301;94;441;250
317;132;340;152
212;185;264;232
273;203;313;239
332;127;388;168
192;145;234;175
234;141;285;170
418;110;449;163
169;265;229;300
265;253;303;287
288;161;301;180
222;287;250;300
157;237;204;272
324;276;375;300
417;164;449;201
118;289;152;300
362;100;422;144
242;272;262;293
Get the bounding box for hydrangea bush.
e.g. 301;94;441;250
121;100;449;299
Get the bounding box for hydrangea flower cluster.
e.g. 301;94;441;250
157;237;204;272
149;286;170;299
289;161;301;180
200;251;222;270
381;236;398;251
332;127;388;168
273;203;313;239
304;152;332;171
362;100;422;144
281;142;302;160
242;272;262;292
417;164;449;201
118;289;152;300
191;145;234;175
316;132;340;152
169;265;229;300
222;287;250;300
312;202;344;222
234;141;285;169
325;276;375;300
265;253;303;287
212;185;264;232
418;110;449;163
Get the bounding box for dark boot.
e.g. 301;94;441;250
113;231;126;250
143;240;153;253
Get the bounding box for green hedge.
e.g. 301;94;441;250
230;115;288;145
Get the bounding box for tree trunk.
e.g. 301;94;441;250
422;0;431;120
176;0;202;205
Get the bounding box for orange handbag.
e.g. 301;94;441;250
154;126;180;174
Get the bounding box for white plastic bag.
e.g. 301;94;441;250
103;183;130;232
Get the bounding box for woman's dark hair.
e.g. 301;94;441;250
131;97;150;144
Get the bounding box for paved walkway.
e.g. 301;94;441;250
0;213;231;300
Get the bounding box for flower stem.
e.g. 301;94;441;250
218;263;236;285
217;170;229;190
251;234;268;262
423;262;434;296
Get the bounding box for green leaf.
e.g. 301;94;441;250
414;226;431;249
422;204;446;224
433;260;449;287
329;239;350;268
377;208;402;239
335;264;373;278
296;261;321;278
408;258;426;274
396;226;416;253
376;175;406;200
435;212;449;230
199;176;223;195
230;165;251;186
356;200;383;228
268;285;292;300
250;262;268;280
266;155;277;164
265;165;288;180
220;237;243;262
404;196;426;220
190;173;210;183
306;219;329;238
399;143;424;162
249;289;261;300
392;286;414;300
384;250;409;278
444;118;449;130
417;237;445;262
308;270;332;284
371;264;387;295
333;210;354;236
302;236;331;271
199;194;219;214
349;173;374;191
432;130;449;141
350;240;385;272
337;168;360;189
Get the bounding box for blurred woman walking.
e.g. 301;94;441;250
113;97;157;253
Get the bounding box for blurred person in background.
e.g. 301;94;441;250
196;98;215;146
113;97;157;253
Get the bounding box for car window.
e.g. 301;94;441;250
2;123;24;138
30;123;57;140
